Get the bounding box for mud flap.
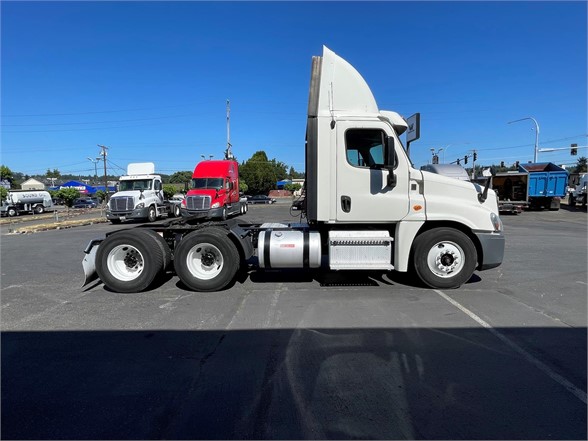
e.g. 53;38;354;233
82;239;102;288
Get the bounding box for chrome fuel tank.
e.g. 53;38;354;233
258;229;321;268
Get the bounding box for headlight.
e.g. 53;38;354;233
211;202;221;208
491;213;503;232
136;203;145;209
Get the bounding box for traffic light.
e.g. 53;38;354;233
571;143;578;155
457;158;460;165
464;155;468;164
500;161;505;168
473;152;477;161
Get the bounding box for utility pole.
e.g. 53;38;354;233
471;149;477;180
98;145;109;201
225;99;233;160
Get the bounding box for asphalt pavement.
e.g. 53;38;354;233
1;201;586;439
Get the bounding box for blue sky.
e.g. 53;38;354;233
2;1;586;177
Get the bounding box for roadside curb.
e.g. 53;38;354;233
7;216;108;234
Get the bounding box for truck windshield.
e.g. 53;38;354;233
119;180;152;191
192;178;224;190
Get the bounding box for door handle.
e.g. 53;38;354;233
341;196;351;213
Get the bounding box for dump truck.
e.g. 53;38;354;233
492;162;568;213
83;46;504;293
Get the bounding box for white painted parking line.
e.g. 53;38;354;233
434;289;587;405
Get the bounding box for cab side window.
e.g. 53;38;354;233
345;129;386;168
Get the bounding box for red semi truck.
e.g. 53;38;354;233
181;159;247;220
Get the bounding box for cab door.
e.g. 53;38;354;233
336;122;410;222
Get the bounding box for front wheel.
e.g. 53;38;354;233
174;228;240;292
147;206;157;222
219;206;227;221
7;207;17;217
412;228;477;289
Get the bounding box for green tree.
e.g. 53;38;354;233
239;181;248;194
0;165;13;184
46;168;61;179
168;171;193;185
239;151;284;195
95;190;107;204
288;166;305;179
56;187;80;207
284;183;302;192
0;186;8;201
163;184;177;199
573;157;587;174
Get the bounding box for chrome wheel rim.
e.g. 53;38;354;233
107;244;144;281
186;242;223;280
426;241;465;278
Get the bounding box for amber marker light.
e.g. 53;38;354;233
413;205;423;211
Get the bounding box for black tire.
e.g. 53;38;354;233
569;195;575;206
95;230;164;293
219;207;227;221
412;228;477;289
7;208;17;217
125;229;172;271
147;206;157;222
173;204;181;217
174;228;240;292
34;205;44;214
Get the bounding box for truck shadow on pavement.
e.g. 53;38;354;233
2;327;586;440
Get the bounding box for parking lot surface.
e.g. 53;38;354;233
1;202;586;439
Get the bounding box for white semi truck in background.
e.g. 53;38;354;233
0;190;53;217
105;162;181;224
568;173;587;207
83;46;504;293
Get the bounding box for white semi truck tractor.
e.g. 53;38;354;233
105;162;181;224
83;46;504;292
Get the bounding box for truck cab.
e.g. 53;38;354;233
106;162;180;223
182;160;246;220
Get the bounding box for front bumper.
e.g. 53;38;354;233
180;207;224;219
106;206;150;220
475;231;505;270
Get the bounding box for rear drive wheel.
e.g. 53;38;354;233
34;205;44;214
147;206;157;222
95;230;164;292
412;228;477;289
125;229;172;271
174;228;240;292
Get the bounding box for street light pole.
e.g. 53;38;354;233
87;157;101;182
430;148;443;164
508;117;540;163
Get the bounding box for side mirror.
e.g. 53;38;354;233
385;136;397;189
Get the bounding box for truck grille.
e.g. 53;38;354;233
186;195;211;211
110;196;134;211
